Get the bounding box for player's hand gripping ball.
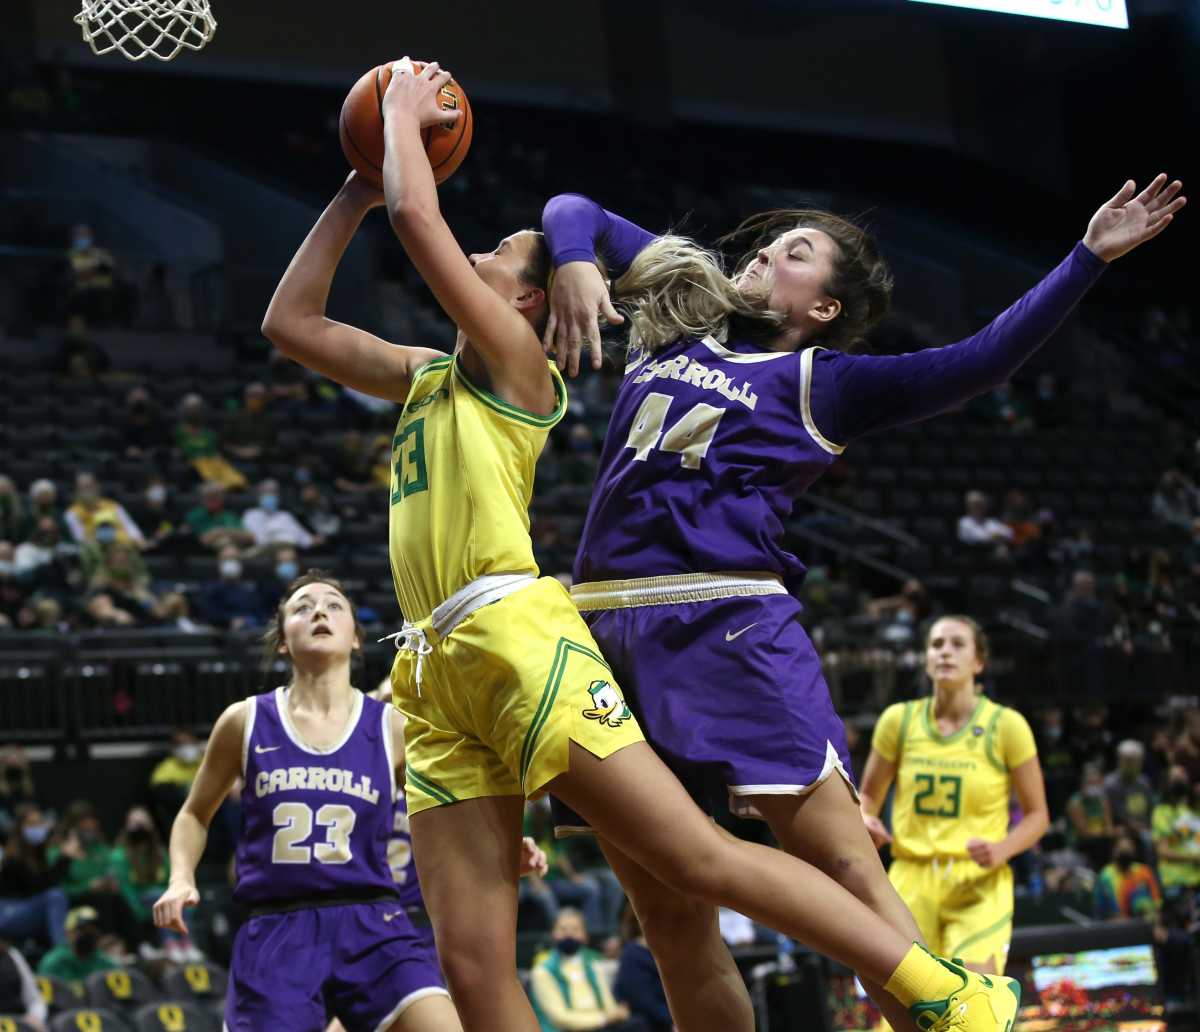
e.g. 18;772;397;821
340;57;473;186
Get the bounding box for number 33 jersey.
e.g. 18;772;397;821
575;337;838;591
234;688;399;905
871;696;1037;861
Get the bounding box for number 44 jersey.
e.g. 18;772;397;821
574;337;839;592
234;688;399;905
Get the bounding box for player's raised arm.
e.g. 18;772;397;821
153;701;246;934
261;174;444;403
381;61;556;416
810;174;1186;446
540;194;657;374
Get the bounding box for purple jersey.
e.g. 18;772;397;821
545;194;1107;587
234;688;398;906
387;791;424;910
575;338;825;590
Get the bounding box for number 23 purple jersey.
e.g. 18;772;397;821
575;336;836;589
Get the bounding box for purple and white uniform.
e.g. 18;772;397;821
386;789;438;955
543;193;1106;818
227;687;446;1031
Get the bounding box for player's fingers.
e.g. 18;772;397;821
601;298;624;326
543;312;559;353
1149;180;1184;212
1133;172;1168;207
1104;179;1136;208
392;57;415;77
420;61;440;80
430;68;453;90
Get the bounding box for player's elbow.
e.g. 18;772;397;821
388;197;435;238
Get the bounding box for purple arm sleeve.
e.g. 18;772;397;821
810;242;1107;444
541;193;657;277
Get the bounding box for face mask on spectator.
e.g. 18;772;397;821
555;937;584;957
174;744;202;764
72;232;93;251
1043;726;1062;742
147;485;167;505
75;929;99;955
1114;845;1136;870
95;525;117;545
295;468;313;485
22;823;50;846
259;493;279;512
219;558;242;580
276;561;298;582
77;827;99;846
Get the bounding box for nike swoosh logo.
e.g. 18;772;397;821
254;745;282;754
382;911;403;922
725;623;757;642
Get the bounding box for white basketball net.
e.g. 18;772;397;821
75;0;216;62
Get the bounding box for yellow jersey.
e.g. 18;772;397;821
872;696;1037;861
387;355;566;622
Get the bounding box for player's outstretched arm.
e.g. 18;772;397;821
262;173;443;403
382;60;555;416
812;174;1185;446
541;194;657;375
153;701;246;934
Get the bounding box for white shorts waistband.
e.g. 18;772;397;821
431;572;536;639
570;571;786;611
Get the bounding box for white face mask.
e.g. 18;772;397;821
174;744;202;764
219;558;242;580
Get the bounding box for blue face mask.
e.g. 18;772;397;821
23;824;50;846
276;561;299;582
95;526;117;545
259;494;279;512
73;234;93;250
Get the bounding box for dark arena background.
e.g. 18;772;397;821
0;1;1197;1029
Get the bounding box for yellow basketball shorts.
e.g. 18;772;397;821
391;577;645;816
888;856;1014;972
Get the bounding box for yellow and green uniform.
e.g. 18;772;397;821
388;355;643;815
873;695;1037;971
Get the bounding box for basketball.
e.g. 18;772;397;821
339;59;473;187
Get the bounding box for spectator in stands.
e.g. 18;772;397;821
267;545;300;596
984;382;1032;434
64;223;122;325
530;908;640;1032
525;800;607;935
1174;708;1200;784
83;593;136;629
119;385;167;458
64;472;144;549
26;480;65;538
298;482;341;540
83;539;160;623
0;748;36;838
1034;706;1077;816
1151;469;1200;532
0;476;24;543
156;592;207;634
36;905;119;981
1001;489;1042;559
956;490;1013;555
1152;766;1200;897
1054;571;1109;691
48;802;138;948
127;474;183;554
14;517;75;594
0;938;47;1031
148;730;204;837
613;905;670;1032
110;806;179;959
243;479;318;552
864;578;930;645
0;544;27;629
1066;763;1115;871
184;483;254;554
220;382;277;464
194;544;267;630
333;430;376;493
266;347;311;411
54;317;112;378
17;597;65;633
175;393;247;490
0;803;68;948
1105;739;1158;836
1093;830;1161;921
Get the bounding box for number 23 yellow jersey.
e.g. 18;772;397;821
872;696;1036;861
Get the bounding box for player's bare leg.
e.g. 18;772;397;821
752;776;923;1032
410;795;538;1032
551;742;928;985
598;837;754;1032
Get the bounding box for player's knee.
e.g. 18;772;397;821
634;889;717;957
824;848;881;900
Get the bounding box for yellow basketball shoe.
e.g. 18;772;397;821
909;956;1021;1032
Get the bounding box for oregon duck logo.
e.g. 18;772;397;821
582;680;632;728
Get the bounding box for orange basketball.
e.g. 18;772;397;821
339;60;473;187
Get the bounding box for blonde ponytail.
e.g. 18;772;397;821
613;235;781;355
